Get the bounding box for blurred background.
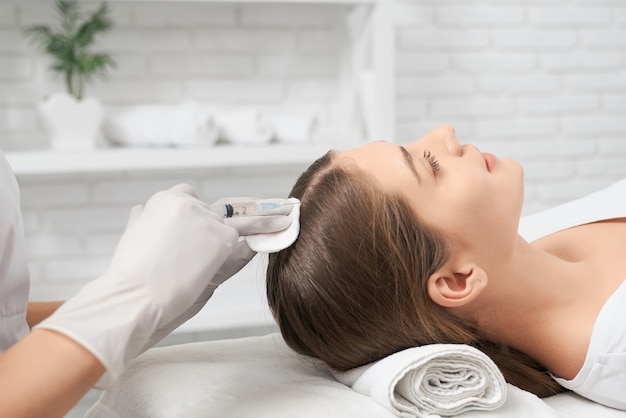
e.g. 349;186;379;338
1;0;624;414
0;0;625;363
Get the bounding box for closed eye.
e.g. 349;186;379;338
424;150;440;176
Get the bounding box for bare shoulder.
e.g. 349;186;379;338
531;219;626;379
538;308;597;380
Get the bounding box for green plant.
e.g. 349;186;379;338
23;0;115;100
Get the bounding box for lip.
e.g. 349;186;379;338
482;152;497;172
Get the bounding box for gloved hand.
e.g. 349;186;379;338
141;196;294;351
33;186;290;388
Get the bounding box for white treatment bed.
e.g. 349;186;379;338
86;333;626;418
88;183;626;417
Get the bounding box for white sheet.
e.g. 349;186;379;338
86;333;626;418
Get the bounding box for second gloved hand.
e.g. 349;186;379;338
34;185;243;387
142;196;295;351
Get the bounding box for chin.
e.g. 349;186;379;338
501;159;525;215
503;158;524;184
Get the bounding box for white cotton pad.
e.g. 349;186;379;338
245;198;301;253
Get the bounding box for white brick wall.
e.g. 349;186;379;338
0;2;345;148
0;0;623;317
395;0;626;214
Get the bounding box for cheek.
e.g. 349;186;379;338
416;189;475;238
447;176;510;232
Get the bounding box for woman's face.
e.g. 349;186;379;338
336;124;525;264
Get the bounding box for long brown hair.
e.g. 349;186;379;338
267;151;564;397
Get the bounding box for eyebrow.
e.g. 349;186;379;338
399;145;421;184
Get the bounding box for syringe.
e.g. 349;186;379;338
209;200;294;218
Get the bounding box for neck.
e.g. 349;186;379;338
471;235;592;356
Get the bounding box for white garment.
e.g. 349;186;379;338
518;179;626;410
0;152;30;352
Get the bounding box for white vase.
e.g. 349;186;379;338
38;92;104;150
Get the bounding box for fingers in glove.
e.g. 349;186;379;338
168;183;198;198
211;197;294;216
210;240;256;286
224;215;292;236
182;240;256;320
163;184;224;223
126;204;144;229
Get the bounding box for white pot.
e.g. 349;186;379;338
38;92;104;150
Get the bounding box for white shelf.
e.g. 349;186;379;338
5;145;330;176
100;0;377;3
19;0;395;178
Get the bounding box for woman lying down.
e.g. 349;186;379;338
266;124;626;410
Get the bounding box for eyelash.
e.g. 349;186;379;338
424;150;440;175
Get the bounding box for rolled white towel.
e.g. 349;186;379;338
332;344;507;418
103;102;219;147
215;107;274;146
265;110;317;145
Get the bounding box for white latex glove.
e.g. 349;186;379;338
141;196;294;351
34;185;244;387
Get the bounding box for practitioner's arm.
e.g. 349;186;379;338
0;328;105;418
26;301;64;328
0;185;240;418
0;186;293;418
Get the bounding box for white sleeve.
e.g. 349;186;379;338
0;152;30;352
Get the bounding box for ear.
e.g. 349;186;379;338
427;264;488;308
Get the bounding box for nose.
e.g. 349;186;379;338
408;124;462;156
439;125;462;156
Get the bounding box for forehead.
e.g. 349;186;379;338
335;142;415;195
336;142;397;168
